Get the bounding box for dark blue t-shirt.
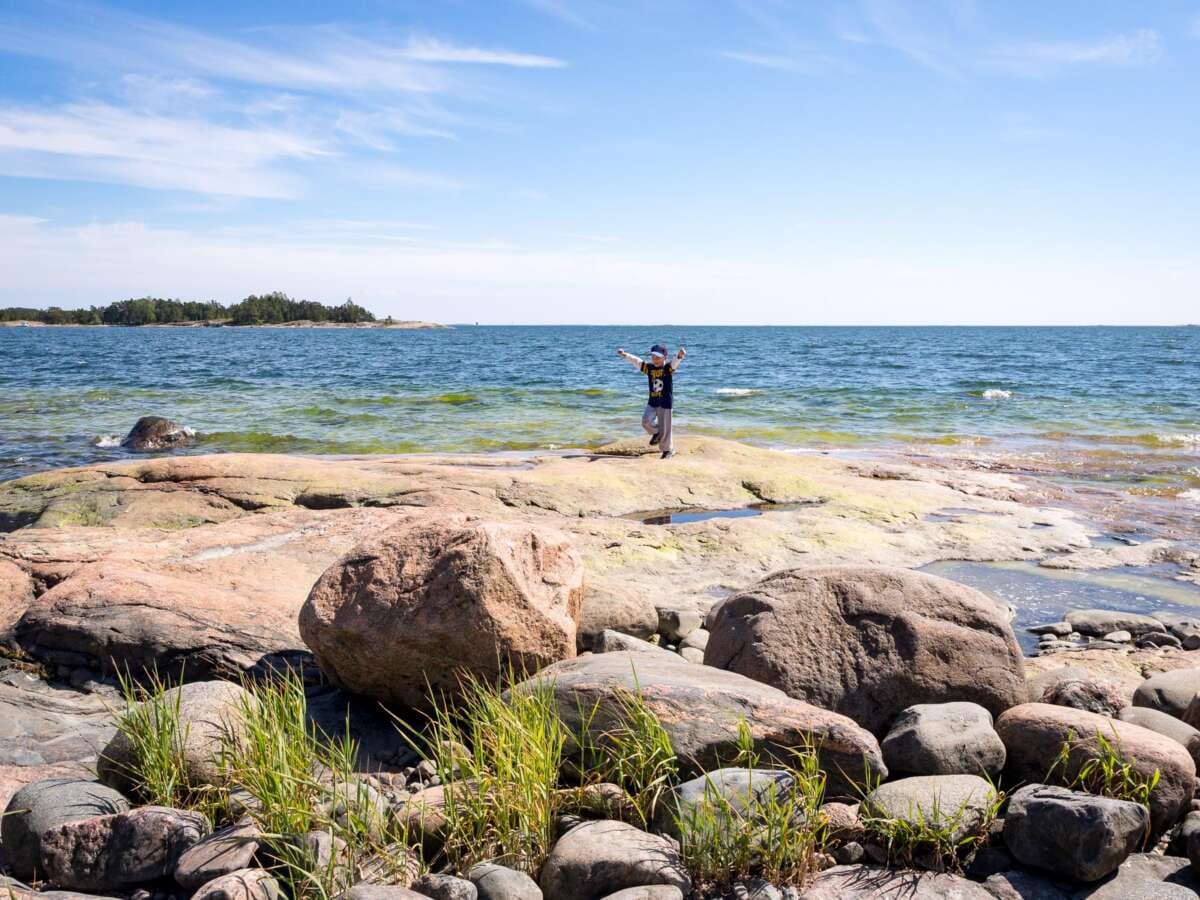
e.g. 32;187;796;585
640;361;674;409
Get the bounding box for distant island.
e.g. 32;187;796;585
0;292;445;329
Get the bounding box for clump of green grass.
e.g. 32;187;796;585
109;668;206;812
676;721;828;890
220;670;416;900
859;782;1003;873
1048;727;1161;809
411;671;568;876
575;685;678;828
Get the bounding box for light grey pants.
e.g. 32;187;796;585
641;404;673;452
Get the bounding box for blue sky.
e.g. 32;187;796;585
1;0;1198;324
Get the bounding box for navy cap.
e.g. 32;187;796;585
649;344;668;356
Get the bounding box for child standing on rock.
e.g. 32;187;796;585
616;343;686;458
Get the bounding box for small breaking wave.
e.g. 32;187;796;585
981;389;1012;400
1154;433;1200;448
716;388;761;397
1181;489;1200;505
93;434;121;448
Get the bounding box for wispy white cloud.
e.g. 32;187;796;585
402;36;565;68
520;0;598;30
716;50;808;72
984;29;1162;76
0;102;328;197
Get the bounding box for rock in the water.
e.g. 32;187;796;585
0;779;130;881
578;583;657;650
704;566;1025;735
1003;784;1147;883
592;629;676;658
880;702;1005;777
1118;706;1200;769
174;819;262;890
39;805;209;891
468;862;543;900
861;775;996;844
410;873;478;900
1028;622;1072;637
798;864;994;898
1027;666;1127;717
513;651;885;798
121;416;194;452
299;516;583;708
1066;610;1165;638
15;560;304;679
995;703;1195;837
539;819;690;900
99;680;253;795
657;767;797;840
192;869;282;900
1133;668;1200;718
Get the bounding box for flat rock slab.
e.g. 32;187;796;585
1066;610;1166;638
514;650;886;798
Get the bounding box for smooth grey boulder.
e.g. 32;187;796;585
539;819;690;900
192;868;282;900
346;886;429;900
1066;610;1165;637
39;805;209;891
468;863;543;900
982;870;1074;899
410;873;478;900
598;889;684;900
880;702;1005;777
1133;669;1200;718
704;566;1026;736
592;629;677;658
678;647;704;664
577;583;657;650
1118;706;1200;769
0;778;130;881
1181;812;1200;875
512;651;885;799
656;767;797;840
1003;784;1148;883
679;629;709;652
862;775;996;844
175;819;262;889
798;864;994;898
99;680;254;794
655;607;700;642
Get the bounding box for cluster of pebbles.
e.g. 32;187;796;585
1028;609;1200;656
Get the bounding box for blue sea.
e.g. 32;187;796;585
1;325;1197;501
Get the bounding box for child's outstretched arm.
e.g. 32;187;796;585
616;348;644;370
670;346;686;371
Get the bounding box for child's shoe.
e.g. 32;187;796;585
649;433;661;446
661;450;675;459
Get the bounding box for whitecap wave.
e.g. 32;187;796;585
1181;489;1200;504
94;434;120;448
716;388;760;396
1155;432;1200;447
981;389;1012;400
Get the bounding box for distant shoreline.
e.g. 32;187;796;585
0;319;448;329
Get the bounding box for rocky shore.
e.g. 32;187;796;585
3;435;1200;898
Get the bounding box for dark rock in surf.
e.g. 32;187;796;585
121;416;194;451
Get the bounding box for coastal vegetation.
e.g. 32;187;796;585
0;292;376;326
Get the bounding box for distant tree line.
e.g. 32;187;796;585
0;293;377;326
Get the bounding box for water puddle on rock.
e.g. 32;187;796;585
921;559;1200;655
626;500;823;526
